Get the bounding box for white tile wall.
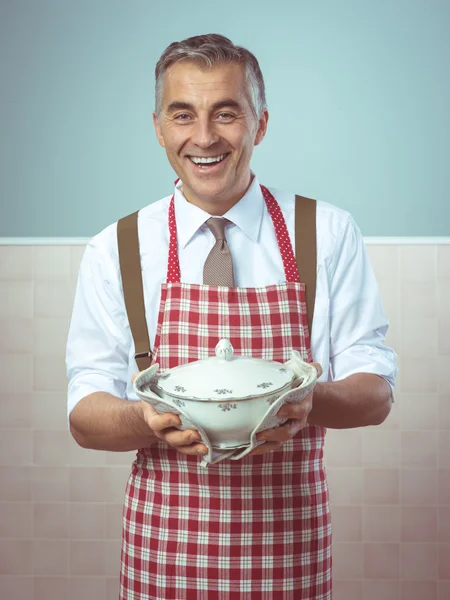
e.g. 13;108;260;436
0;242;449;599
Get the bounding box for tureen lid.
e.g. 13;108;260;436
155;339;294;401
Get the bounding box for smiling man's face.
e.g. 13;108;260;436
153;61;268;214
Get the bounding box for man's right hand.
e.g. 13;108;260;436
131;372;207;456
140;401;208;456
70;378;209;454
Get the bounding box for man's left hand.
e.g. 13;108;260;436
249;362;322;456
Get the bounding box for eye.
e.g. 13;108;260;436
217;112;236;122
174;113;193;122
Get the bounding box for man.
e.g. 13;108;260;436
67;33;397;600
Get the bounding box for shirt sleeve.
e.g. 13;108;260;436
65;237;132;419
328;215;398;394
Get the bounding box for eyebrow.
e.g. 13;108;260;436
166;99;244;113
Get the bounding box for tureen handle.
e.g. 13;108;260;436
215;339;234;361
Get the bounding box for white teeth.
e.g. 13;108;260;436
190;153;227;165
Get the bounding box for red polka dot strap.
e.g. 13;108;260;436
260;184;300;284
167;198;181;283
166;185;300;284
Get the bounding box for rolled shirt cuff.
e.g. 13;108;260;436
331;343;398;400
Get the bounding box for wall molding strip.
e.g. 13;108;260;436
364;237;450;245
1;237;450;246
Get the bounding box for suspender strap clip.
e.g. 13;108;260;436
135;351;153;359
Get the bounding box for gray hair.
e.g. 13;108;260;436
155;34;267;121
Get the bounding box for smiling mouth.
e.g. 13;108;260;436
188;152;230;168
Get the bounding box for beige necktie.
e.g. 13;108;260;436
203;218;236;287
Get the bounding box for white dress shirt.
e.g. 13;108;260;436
66;175;397;417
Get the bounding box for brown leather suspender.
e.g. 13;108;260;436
117;210;153;371
294;194;317;338
117;195;317;371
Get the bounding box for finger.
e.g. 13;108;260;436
258;419;305;443
249;441;282;456
256;420;295;443
139;403;207;456
155;427;201;447
277;402;310;421
176;443;208;456
143;407;181;432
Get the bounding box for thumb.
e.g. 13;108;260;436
140;400;158;426
311;362;323;378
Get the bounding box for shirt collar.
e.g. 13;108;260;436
174;174;264;249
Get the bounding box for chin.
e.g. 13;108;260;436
201;188;230;203
192;181;227;197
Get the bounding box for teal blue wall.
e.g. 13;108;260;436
1;0;449;237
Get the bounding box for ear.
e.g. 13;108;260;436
153;111;166;148
254;109;269;147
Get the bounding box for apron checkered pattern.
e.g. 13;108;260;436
120;186;332;599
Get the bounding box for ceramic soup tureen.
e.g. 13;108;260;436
135;339;315;449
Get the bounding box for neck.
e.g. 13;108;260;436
181;173;254;216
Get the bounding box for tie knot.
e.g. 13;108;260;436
206;217;229;241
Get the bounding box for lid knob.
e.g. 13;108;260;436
215;339;234;361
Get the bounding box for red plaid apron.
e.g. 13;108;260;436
120;186;332;599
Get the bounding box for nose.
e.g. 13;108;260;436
190;116;219;148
